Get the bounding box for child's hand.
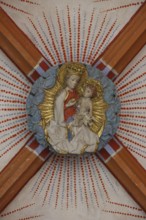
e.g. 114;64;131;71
66;98;76;107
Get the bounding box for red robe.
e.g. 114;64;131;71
64;90;79;122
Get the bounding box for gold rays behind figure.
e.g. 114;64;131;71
39;62;108;154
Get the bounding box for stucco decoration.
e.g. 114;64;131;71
26;63;120;154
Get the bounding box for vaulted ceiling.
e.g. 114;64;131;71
0;1;146;220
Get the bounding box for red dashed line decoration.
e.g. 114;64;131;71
0;1;32;15
43;12;62;64
120;96;146;104
56;7;67;63
0;89;27;99
119;114;146;119
25;6;120;65
119;120;146;129
32;154;56;198
118;84;146;97
0;131;31;158
87;13;107;63
55;157;64;208
0;65;31;89
1;203;35;217
115;56;146;85
17;215;43;220
0;128;27;146
17;0;40;5
76;6;81;61
102;209;146;218
47;156;63;206
0;114;27;125
106;200;143;211
0;77;28;93
0;203;44;220
116;133;146;152
0;99;26;104
116;67;146;112
80;157;89;208
118;127;146;145
0;121;27;133
117;72;146;92
82;8;95;62
30;155;114;209
121;106;146;110
42;156;59;205
73;157;77;208
92;155;110;200
86;157;99;206
0;56;32;163
101;2;144;13
67;6;73;62
127;147;146;159
92;19;117;66
66;157;70;209
28;17;55;66
94;0;111;2
1;108;26;111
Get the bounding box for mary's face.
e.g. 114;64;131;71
66;75;80;89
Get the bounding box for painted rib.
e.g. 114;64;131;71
0;8;50;82
0;137;50;212
93;3;146;79
97;136;146;212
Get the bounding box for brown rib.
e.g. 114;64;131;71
106;148;146;212
94;3;146;74
0;147;45;212
0;8;42;76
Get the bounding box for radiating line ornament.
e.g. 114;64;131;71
26;62;120;155
0;1;144;214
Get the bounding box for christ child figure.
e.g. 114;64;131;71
72;83;97;127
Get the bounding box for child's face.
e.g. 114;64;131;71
84;87;93;98
66;75;80;89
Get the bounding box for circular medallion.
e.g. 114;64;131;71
26;62;120;155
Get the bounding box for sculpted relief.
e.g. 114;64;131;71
39;62;107;154
27;62;120;155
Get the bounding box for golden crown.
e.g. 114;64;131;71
66;63;86;74
57;62;87;84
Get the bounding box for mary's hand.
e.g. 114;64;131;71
66;98;76;107
58;121;67;127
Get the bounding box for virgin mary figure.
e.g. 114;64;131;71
39;62;106;154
